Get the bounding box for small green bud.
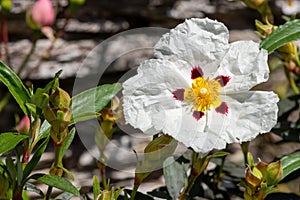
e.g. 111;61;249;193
68;0;85;14
245;167;262;188
135;135;177;185
43;87;72;146
50;87;71;109
1;0;12;14
266;160;283;185
255;20;276;38
50;165;63;176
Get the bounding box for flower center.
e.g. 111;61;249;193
199;87;208;96
172;66;230;120
184;77;222;112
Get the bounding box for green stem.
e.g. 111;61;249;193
179;151;199;199
24;16;71;78
288;71;300;94
46;146;62;200
17;36;38;75
97;161;108;190
1;14;10;65
45;186;53;200
241;141;250;166
130;185;139;200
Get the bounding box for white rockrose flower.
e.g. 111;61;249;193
276;0;300;15
123;18;279;153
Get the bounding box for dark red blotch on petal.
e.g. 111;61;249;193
215;102;228;115
193;110;205;120
216;75;230;87
172;88;185;101
191;66;204;79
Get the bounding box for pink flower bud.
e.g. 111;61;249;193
31;0;55;27
16;116;30;134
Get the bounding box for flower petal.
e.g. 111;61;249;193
217;40;269;93
123;59;191;134
206;91;279;144
162;109;227;153
154;18;229;75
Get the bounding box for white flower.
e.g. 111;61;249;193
122;18;279;153
276;0;300;15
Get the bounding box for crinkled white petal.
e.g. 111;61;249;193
216;40;269;93
162;109;227;153
206;91;279;144
154;18;229;75
123;59;191;134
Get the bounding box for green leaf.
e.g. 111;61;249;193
58;128;75;162
163;157;186;199
71;83;122;123
0;133;28;155
23;137;49;179
93;176;100;200
281;151;300;179
209;151;230;158
30;174;80;196
260;19;300;53
0;61;30;115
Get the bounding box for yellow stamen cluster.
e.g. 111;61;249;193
184;77;222;112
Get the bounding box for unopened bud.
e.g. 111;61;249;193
31;0;55;28
255;20;276;38
245;166;262;188
135;135;177;185
50;87;71;109
16;115;30;134
266;160;283;185
277;42;299;62
43;87;72;145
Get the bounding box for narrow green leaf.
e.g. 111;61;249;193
281;151;300;179
93;176;100;200
260;19;300;53
58;128;75;161
71;83;122;123
0;133;28;155
5;156;17;185
23;137;49;179
163;157;186;199
30;174;80;196
209;151;230;158
0;61;30;114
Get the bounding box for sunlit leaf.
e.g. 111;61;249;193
281;151;300;179
71;83;122;123
0;133;28;155
260;19;300;53
0;61;30;114
30;174;79;196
